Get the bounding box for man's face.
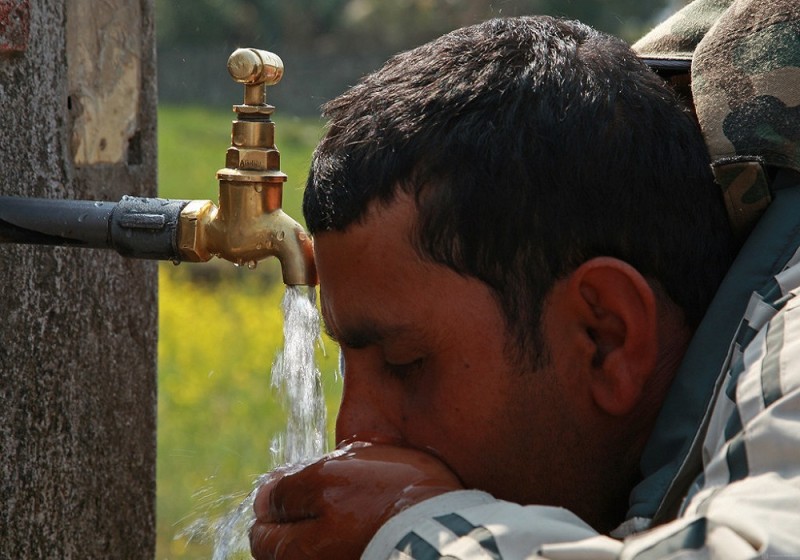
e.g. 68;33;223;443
314;193;584;505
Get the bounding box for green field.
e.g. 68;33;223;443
156;105;340;558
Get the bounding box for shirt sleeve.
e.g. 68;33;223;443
362;490;616;559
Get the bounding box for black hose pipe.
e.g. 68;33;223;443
0;196;190;261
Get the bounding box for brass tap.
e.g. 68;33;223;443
177;48;317;286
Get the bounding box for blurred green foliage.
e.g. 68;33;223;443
157;0;684;50
156;105;337;559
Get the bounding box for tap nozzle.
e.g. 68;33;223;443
177;48;317;286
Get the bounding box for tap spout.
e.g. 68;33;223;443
270;211;317;287
177;178;316;285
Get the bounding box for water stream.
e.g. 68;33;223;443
180;285;327;559
268;286;327;466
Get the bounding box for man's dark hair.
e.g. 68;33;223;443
304;16;734;365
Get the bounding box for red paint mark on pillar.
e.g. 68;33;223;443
0;0;30;54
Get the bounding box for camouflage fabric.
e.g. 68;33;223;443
634;0;800;239
710;157;771;237
633;0;732;60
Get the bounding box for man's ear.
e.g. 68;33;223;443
565;257;659;416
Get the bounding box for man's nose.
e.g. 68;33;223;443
334;352;404;446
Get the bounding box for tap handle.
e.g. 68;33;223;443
228;48;283;107
227;48;283;86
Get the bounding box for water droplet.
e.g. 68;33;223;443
234;260;242;267
298;232;307;241
247;260;258;270
256;243;263;250
254;185;263;193
171;259;181;266
77;213;88;223
94;201;104;207
277;230;285;241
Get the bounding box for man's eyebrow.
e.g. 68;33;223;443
321;314;417;349
331;322;384;349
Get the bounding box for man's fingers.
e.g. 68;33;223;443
253;477;273;523
251;521;304;560
254;466;321;524
250;520;325;560
250;521;278;560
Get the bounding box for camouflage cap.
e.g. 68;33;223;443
634;0;800;238
633;0;732;60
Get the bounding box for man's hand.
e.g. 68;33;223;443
249;443;464;559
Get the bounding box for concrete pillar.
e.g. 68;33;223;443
0;0;157;556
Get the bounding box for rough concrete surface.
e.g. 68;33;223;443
0;0;158;557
